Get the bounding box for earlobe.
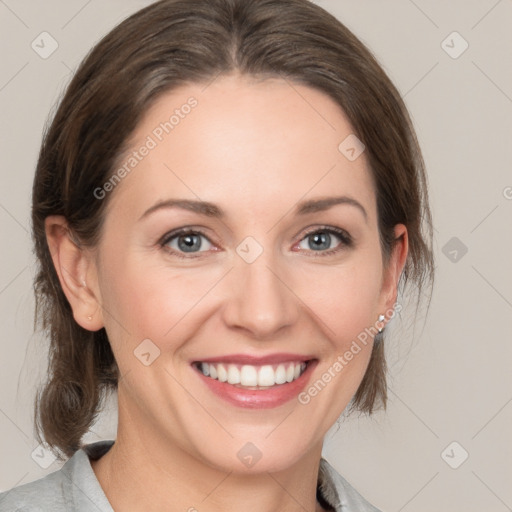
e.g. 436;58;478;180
45;215;104;331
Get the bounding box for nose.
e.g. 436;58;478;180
221;249;300;340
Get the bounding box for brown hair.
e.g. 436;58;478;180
32;0;434;459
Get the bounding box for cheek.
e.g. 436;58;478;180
297;254;383;343
97;253;224;349
291;259;383;428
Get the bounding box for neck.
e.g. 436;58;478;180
91;403;327;511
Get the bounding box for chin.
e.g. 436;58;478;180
192;432;318;475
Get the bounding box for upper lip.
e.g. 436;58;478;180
192;353;315;365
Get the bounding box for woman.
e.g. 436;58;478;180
0;0;434;510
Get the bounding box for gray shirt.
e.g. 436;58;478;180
0;440;381;511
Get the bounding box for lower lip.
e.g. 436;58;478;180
193;361;317;409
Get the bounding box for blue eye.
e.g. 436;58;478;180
297;227;352;256
162;229;213;257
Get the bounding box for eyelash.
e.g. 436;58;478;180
297;226;353;257
159;225;353;260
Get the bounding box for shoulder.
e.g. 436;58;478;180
0;441;115;512
0;466;69;512
318;457;382;512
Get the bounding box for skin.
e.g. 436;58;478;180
46;73;408;512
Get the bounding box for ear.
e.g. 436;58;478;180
45;215;104;331
378;223;408;327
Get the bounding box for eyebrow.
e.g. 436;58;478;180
139;199;224;221
296;196;367;222
139;195;368;222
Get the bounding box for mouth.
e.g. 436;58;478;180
192;360;309;389
191;354;317;409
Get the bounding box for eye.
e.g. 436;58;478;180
296;226;352;256
161;229;214;258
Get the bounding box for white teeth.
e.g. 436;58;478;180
258;365;275;387
217;363;228;382
275;364;287;384
240;365;258;386
197;361;308;388
227;365;240;384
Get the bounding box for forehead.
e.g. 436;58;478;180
106;74;377;224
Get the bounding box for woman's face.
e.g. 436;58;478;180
87;74;406;473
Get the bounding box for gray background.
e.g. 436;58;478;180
1;1;511;510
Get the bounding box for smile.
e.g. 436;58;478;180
191;355;317;409
193;361;308;389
